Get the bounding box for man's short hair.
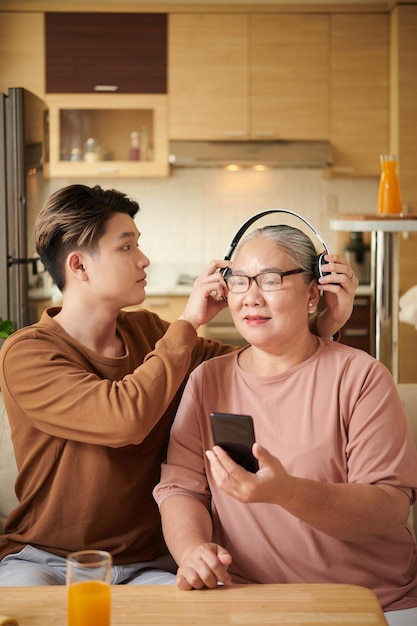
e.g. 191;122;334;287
35;184;139;291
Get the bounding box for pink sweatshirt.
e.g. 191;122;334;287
155;339;417;611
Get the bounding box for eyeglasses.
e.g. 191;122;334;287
224;269;305;293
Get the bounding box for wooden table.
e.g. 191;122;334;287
0;583;388;625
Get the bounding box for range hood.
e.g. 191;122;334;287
168;140;332;169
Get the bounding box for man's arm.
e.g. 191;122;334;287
313;254;359;338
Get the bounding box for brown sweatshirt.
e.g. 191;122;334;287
0;307;232;563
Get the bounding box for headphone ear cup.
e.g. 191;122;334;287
316;252;330;279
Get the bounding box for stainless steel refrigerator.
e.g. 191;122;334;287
0;87;48;333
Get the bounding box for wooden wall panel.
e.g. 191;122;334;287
0;12;44;97
394;5;417;382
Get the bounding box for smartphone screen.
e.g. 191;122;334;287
210;412;258;473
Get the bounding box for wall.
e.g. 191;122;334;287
35;168;379;279
391;4;417;383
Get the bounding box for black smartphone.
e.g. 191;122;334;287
210;412;258;473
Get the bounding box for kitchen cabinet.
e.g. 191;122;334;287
0;12;44;98
339;295;373;355
329;13;389;176
44;94;169;178
45;12;167;94
124;296;205;337
168;13;329;141
28;298;54;325
250;14;329;141
204;307;246;347
169;11;389;173
168;14;248;140
132;296;187;322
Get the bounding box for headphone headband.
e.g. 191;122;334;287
223;209;331;280
223;209;330;260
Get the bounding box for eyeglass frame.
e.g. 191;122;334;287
223;268;305;293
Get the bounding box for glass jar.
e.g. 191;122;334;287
129;131;140;161
377;154;402;215
70;148;83;162
83;137;101;163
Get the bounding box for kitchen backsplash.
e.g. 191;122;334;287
35;167;379;286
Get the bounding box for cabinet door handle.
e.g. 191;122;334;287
332;166;355;174
223;131;246;138
354;298;370;307
95;167;120;174
344;328;369;337
94;85;119;92
252;131;275;138
205;326;240;336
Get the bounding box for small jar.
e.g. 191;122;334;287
70;148;83;162
84;137;101;163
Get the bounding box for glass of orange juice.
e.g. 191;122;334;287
67;550;112;626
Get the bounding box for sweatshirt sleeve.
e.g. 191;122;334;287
0;312;218;447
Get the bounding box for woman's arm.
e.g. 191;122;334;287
206;444;411;543
160;495;232;590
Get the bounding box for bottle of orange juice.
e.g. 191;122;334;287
377;154;403;215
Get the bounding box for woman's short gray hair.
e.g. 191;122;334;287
237;224;319;283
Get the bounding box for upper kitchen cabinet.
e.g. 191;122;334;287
44;12;169;178
249;14;329;140
330;13;389;176
44;94;169;178
45;12;167;94
168;14;248;140
168;13;329;141
0;12;44;98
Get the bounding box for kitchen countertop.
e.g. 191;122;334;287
27;248;377;300
143;263;201;297
331;214;417;232
29;283;372;300
145;285;374;298
145;284;192;297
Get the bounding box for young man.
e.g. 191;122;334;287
0;184;358;586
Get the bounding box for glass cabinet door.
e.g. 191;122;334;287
44;94;168;178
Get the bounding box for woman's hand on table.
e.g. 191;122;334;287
176;543;232;591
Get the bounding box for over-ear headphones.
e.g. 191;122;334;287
221;209;331;281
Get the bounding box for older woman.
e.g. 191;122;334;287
154;224;417;626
